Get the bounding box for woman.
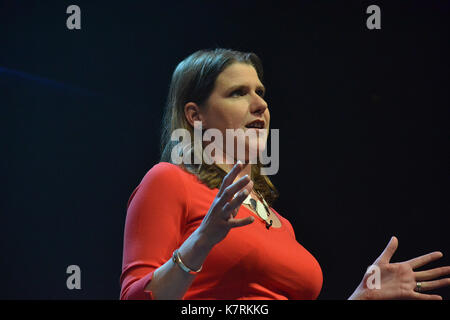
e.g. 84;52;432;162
120;48;449;300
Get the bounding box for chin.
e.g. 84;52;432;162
237;141;267;164
228;128;269;164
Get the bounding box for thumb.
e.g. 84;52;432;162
375;236;398;264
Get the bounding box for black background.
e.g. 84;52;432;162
1;0;449;299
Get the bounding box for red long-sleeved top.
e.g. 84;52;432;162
120;162;322;299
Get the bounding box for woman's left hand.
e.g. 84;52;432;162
349;236;450;300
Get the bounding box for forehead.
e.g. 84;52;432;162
215;63;262;88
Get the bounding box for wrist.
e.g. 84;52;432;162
193;228;215;252
175;229;213;274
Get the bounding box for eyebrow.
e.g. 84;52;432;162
226;83;266;94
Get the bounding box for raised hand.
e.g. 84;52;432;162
350;236;450;300
196;161;255;248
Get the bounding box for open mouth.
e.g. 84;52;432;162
245;120;265;129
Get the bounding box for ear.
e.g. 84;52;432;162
184;102;205;128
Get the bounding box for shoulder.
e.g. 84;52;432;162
141;162;194;186
146;161;186;176
126;162;193;209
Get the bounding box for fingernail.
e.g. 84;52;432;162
236;160;242;166
243;189;249;196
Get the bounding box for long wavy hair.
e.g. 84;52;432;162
160;48;278;206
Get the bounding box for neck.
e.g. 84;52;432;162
215;152;252;181
203;147;253;182
216;161;252;182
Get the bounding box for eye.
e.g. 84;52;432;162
256;89;265;98
230;88;246;97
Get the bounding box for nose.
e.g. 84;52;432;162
249;93;268;116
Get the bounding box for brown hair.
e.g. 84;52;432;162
160;48;278;206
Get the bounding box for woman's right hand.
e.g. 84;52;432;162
196;161;255;248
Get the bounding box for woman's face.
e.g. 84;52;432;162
200;62;270;163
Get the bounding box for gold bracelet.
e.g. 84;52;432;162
172;249;202;275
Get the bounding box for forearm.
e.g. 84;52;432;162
145;229;213;300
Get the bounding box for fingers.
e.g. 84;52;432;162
217;161;243;198
409;292;443;300
415;278;450;292
217;175;252;207
223;188;250;218
376;236;398;264
406;251;443;270
415;266;450;281
228;216;255;229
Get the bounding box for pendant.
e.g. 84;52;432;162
245;196;269;220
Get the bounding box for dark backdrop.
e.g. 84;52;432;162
1;0;449;299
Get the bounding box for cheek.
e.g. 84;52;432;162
232;109;249;128
220;110;247;129
203;100;247;131
204;107;228;129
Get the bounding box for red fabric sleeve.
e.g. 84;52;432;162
120;163;189;300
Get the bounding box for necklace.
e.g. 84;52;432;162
214;164;274;229
243;190;273;229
